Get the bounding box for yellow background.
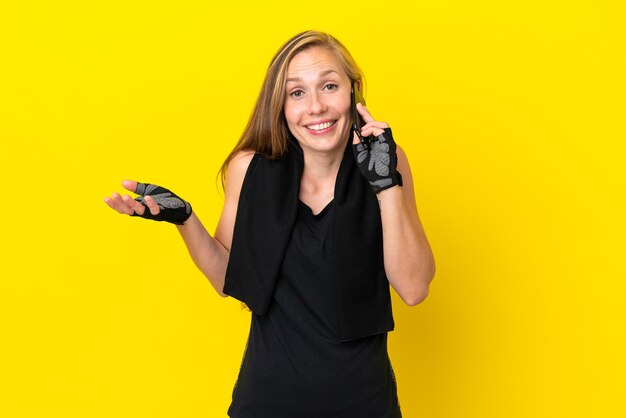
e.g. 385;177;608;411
1;0;624;417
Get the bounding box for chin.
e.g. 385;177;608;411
295;127;350;154
301;137;346;154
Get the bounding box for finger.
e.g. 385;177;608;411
103;196;123;212
144;195;161;216
110;193;133;215
361;127;385;137
104;192;134;215
356;102;376;124
361;121;389;131
122;180;138;193
122;194;146;215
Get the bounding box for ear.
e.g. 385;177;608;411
355;79;362;93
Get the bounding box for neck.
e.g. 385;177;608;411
300;145;345;196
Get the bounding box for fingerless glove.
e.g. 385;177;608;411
130;182;192;225
353;127;403;194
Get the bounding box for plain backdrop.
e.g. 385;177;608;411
1;0;624;417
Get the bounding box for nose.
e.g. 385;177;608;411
307;91;327;114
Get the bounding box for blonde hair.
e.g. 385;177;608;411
219;30;365;186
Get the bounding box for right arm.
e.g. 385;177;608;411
175;150;254;296
104;150;255;297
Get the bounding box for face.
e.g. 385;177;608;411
284;46;353;156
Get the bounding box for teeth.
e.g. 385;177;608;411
306;121;335;131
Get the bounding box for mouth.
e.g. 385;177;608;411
304;120;337;134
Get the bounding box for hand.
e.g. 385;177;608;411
104;180;192;225
352;103;403;194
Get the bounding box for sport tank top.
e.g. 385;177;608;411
227;199;402;418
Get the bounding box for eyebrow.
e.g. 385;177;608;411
286;69;340;83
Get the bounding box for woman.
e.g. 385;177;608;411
104;30;435;418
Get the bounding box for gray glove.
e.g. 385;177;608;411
353;127;403;194
130;182;192;225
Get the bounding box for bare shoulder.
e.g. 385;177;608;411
226;150;254;183
215;150;255;250
224;149;256;208
229;149;256;167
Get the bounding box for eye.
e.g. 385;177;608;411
289;89;304;98
323;83;338;91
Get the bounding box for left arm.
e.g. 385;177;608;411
377;146;435;306
354;102;436;305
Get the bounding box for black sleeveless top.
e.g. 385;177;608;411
227;199;402;418
223;140;395;342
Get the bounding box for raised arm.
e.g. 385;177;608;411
352;103;436;306
377;146;435;305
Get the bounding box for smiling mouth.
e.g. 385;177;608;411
305;121;336;131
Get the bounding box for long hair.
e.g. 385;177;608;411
219;30;365;186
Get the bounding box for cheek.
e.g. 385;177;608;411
283;103;300;127
339;99;351;120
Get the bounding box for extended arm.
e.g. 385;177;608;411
176;150;254;296
174;213;230;297
103;151;254;297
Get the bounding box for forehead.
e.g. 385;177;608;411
286;47;346;79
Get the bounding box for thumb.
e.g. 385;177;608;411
122;179;139;193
